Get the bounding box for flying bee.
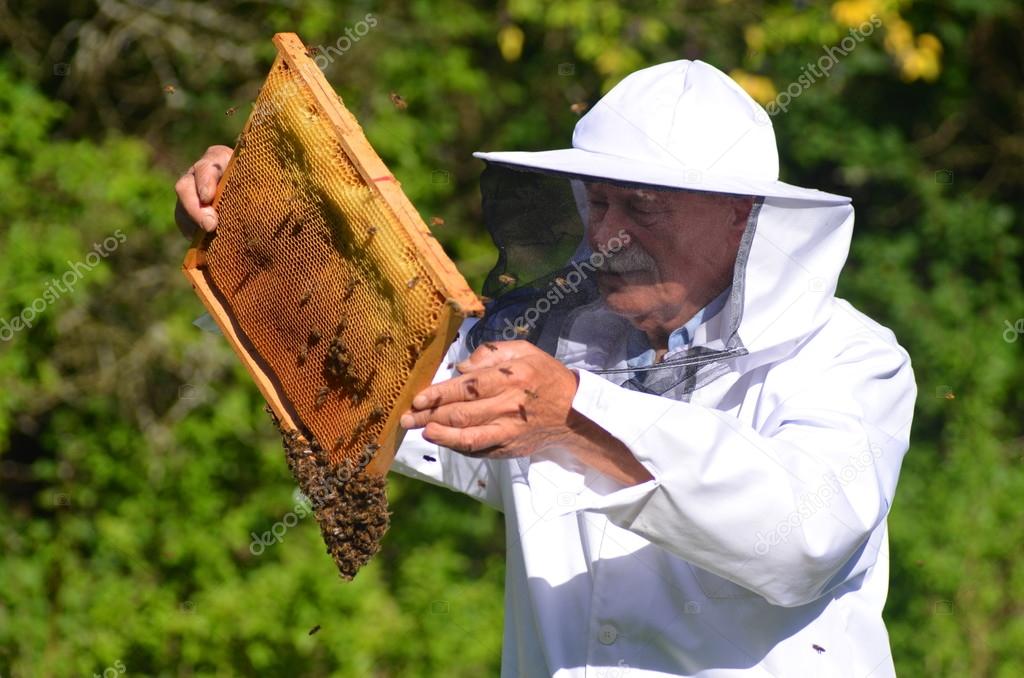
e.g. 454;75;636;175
570;101;589;116
406;275;421;289
335;316;348;335
524;388;539;400
476;479;487;489
554;276;568;289
445;298;464;314
306;46;321;58
225;106;238;116
513;324;529;337
308;625;321;636
445;362;454;370
497;273;517;286
423;455;437;462
163;84;176;94
430;216;445;226
389;91;408;110
812;645;825;654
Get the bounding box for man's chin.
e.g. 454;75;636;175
596;272;656;316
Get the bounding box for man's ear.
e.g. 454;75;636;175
727;197;756;247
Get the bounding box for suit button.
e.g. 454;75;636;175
598;624;618;645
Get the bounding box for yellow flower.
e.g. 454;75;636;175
498;24;524;63
729;69;777;105
831;0;879;28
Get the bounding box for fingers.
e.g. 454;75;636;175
421;421;509;455
409;368;506;411
401;395;517;430
173;145;233;239
195;145;233;204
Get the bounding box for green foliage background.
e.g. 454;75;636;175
1;1;1021;675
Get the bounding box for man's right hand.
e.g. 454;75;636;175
174;145;233;240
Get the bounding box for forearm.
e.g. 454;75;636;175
564;410;654;486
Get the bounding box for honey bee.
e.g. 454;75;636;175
483;342;498;352
570;102;589;116
406;276;421;289
297;346;307;365
524;388;539;400
344;278;362;298
299;288;312;306
445;298;464;314
367;407;386;423
335;316;348;335
225;106;238;116
306;46;321;58
389;91;408;110
376;332;394;346
423;455;437;462
430;216;445;226
497;273;517;286
554;276;568;289
445;362;454;370
315;386;330;408
308;330;321;345
812;645;825;654
163;84;176;94
513;324;529;337
367;225;378;237
476;479;487;489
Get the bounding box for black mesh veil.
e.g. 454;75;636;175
468;162;600;353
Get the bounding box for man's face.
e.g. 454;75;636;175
584;182;755;333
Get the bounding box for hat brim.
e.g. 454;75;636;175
472;149;850;205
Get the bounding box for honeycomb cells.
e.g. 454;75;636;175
203;56;449;469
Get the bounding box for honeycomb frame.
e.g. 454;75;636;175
182;33;482;477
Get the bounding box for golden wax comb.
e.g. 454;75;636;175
182;33;483;578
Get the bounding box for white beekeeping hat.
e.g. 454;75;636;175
474;59;848;204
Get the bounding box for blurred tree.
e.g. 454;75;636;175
1;0;1021;675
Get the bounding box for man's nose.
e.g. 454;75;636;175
588;205;632;252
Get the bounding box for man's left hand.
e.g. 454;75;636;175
399;340;579;458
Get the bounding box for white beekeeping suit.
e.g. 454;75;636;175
392;59;916;678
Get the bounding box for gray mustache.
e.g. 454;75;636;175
597;245;657;274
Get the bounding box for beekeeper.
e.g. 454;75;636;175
176;60;916;677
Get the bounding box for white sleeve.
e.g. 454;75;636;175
388;319;504;512
569;334;916;607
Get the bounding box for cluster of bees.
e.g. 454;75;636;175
270;407;390;580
